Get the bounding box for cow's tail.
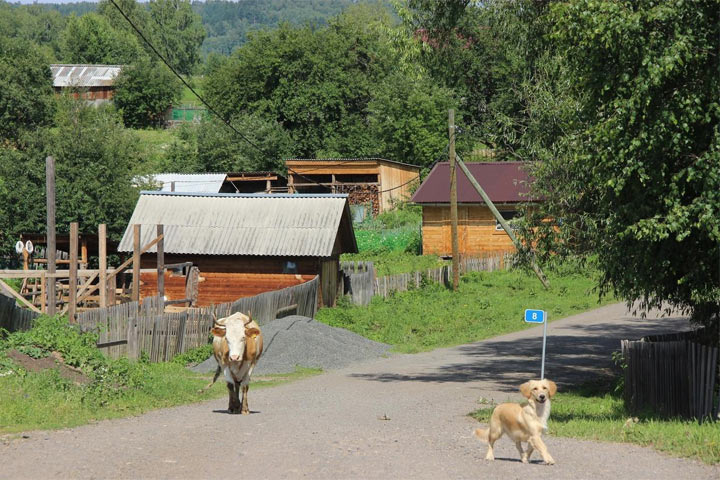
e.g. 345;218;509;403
474;427;490;443
199;366;222;394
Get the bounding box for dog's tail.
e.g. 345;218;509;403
474;427;489;443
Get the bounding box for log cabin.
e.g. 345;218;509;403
411;162;535;256
117;192;357;307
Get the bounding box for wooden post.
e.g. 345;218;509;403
132;224;141;302
40;273;46;314
68;222;78;322
157;224;165;303
455;154;550;289
170;181;175;192
449;109;459;291
46;155;56;316
80;237;88;267
99;224;107;308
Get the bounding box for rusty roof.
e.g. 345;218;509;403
117;192;357;256
285;157;420;170
50;64;122;88
411;162;535;204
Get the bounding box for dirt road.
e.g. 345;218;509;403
2;303;718;479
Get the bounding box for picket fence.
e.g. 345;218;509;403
0;295;40;333
342;253;511;305
621;330;719;421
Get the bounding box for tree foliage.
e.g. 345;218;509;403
113;57;182;128
0;37;55;144
527;0;720;327
0;100;143;255
61;13;146;65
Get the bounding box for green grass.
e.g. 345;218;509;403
131;128;177;172
317;267;611;353
0;315;320;434
0;364;320;435
342;251;446;276
469;379;720;464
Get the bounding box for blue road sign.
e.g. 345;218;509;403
524;309;546;324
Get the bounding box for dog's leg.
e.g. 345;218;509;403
485;421;503;461
514;442;527;463
529;436;555;465
524;443;534;463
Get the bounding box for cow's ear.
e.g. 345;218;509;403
519;381;532;399
211;326;226;337
245;327;260;339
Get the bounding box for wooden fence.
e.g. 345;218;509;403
341;253;511;304
0;295;40;333
68;275;318;362
621;332;719;421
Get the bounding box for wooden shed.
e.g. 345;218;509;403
285;158;420;218
117;192;357;307
411;162;534;256
50;64;122;105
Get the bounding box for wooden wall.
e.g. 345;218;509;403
139;254;337;307
379;163;420;212
421;205;517;256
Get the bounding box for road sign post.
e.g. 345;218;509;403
524;309;547;379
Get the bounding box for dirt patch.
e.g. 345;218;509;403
6;350;91;385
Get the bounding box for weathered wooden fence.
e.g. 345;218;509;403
621;331;719;421
341;253;511;304
0;295;41;333
341;261;376;306
70;275;319;362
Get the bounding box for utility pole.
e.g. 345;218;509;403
449;109;459;291
46;156;56;316
455;153;550;289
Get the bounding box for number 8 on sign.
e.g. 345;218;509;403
524;309;545;324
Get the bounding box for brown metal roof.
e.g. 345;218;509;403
411;162;535;204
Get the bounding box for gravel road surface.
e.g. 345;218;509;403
2;303;718;480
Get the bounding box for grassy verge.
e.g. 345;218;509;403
469;379;720;464
317;267;611;353
0;315;320;434
0;363;319;435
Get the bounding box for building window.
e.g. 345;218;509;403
283;261;298;274
495;210;519;231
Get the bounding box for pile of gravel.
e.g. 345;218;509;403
190;315;391;375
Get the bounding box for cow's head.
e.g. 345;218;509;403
211;311;260;362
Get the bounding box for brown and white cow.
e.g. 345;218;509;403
203;311;263;414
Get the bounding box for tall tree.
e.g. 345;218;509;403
147;0;206;75
60;12;145;64
530;0;720;329
0;100;143;254
0;36;55;145
113;56;182;128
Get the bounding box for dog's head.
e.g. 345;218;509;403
519;379;557;404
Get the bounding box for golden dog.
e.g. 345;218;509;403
474;379;557;465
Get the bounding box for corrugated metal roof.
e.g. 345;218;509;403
286;157;421;170
118;193;356;256
50;64;122;88
149;173;227;193
411;162;535;204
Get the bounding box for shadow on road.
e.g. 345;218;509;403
349;316;690;392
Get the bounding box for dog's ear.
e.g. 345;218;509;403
519;381;532;399
546;380;557;398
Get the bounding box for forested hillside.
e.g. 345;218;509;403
13;0;365;55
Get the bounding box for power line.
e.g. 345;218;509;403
108;0;267;158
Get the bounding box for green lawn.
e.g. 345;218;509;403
131;128;177;173
470;379;720;464
317;267;610;353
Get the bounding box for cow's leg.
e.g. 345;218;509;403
227;382;241;414
241;385;250;415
